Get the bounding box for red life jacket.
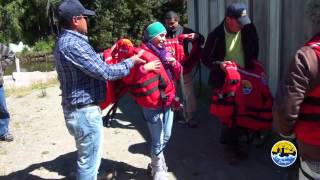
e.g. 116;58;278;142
294;35;320;145
164;34;202;74
99;39;134;110
122;47;176;108
100;39;176;109
210;61;273;131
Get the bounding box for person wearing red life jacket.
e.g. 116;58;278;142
274;33;320;179
164;11;204;127
102;22;181;180
139;21;182;180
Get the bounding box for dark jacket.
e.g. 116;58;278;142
273;41;320;160
0;44;15;85
202;21;259;89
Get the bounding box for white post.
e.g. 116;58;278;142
15;57;20;73
268;0;281;95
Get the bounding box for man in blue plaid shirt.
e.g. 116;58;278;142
54;1;145;179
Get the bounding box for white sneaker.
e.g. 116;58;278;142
153;171;168;180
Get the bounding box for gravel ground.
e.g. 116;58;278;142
0;85;296;180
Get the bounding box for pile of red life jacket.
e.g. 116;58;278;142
210;61;273;131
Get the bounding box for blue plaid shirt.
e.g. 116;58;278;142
54;30;134;106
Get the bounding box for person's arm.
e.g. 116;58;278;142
0;43;15;70
273;47;318;135
63;42;143;81
182;27;205;46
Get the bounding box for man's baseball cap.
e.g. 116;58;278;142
58;0;95;21
225;3;251;26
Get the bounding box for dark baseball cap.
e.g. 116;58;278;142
58;0;95;21
226;3;251;26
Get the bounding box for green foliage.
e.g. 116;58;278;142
86;0;187;50
33;36;55;53
0;0;186;50
0;0;24;43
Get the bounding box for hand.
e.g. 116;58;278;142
220;61;233;71
143;60;161;71
186;33;198;41
167;57;176;66
130;52;146;65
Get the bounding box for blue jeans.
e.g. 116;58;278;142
0;86;10;137
142;107;174;157
63;105;103;180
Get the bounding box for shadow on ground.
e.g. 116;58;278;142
0;151;148;180
1;93;298;180
108;94;298;180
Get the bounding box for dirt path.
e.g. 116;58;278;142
0;85;294;180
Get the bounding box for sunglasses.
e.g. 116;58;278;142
74;15;88;21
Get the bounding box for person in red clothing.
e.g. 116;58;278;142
139;22;182;180
274;32;320;180
164;11;204;127
102;22;182;179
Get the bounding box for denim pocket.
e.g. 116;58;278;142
83;106;102;126
63;108;83;138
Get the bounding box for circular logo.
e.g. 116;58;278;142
271;140;297;167
241;80;252;95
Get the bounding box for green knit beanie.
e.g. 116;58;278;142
144;21;167;41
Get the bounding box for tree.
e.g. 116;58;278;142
88;0;171;50
0;0;186;51
48;0;186;50
0;0;24;44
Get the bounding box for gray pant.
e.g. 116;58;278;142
176;71;196;121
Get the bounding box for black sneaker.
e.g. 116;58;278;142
0;132;13;142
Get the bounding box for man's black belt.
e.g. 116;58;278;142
67;102;98;109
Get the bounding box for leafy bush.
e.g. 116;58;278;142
33;36;55;53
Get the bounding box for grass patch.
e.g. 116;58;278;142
5;78;59;98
